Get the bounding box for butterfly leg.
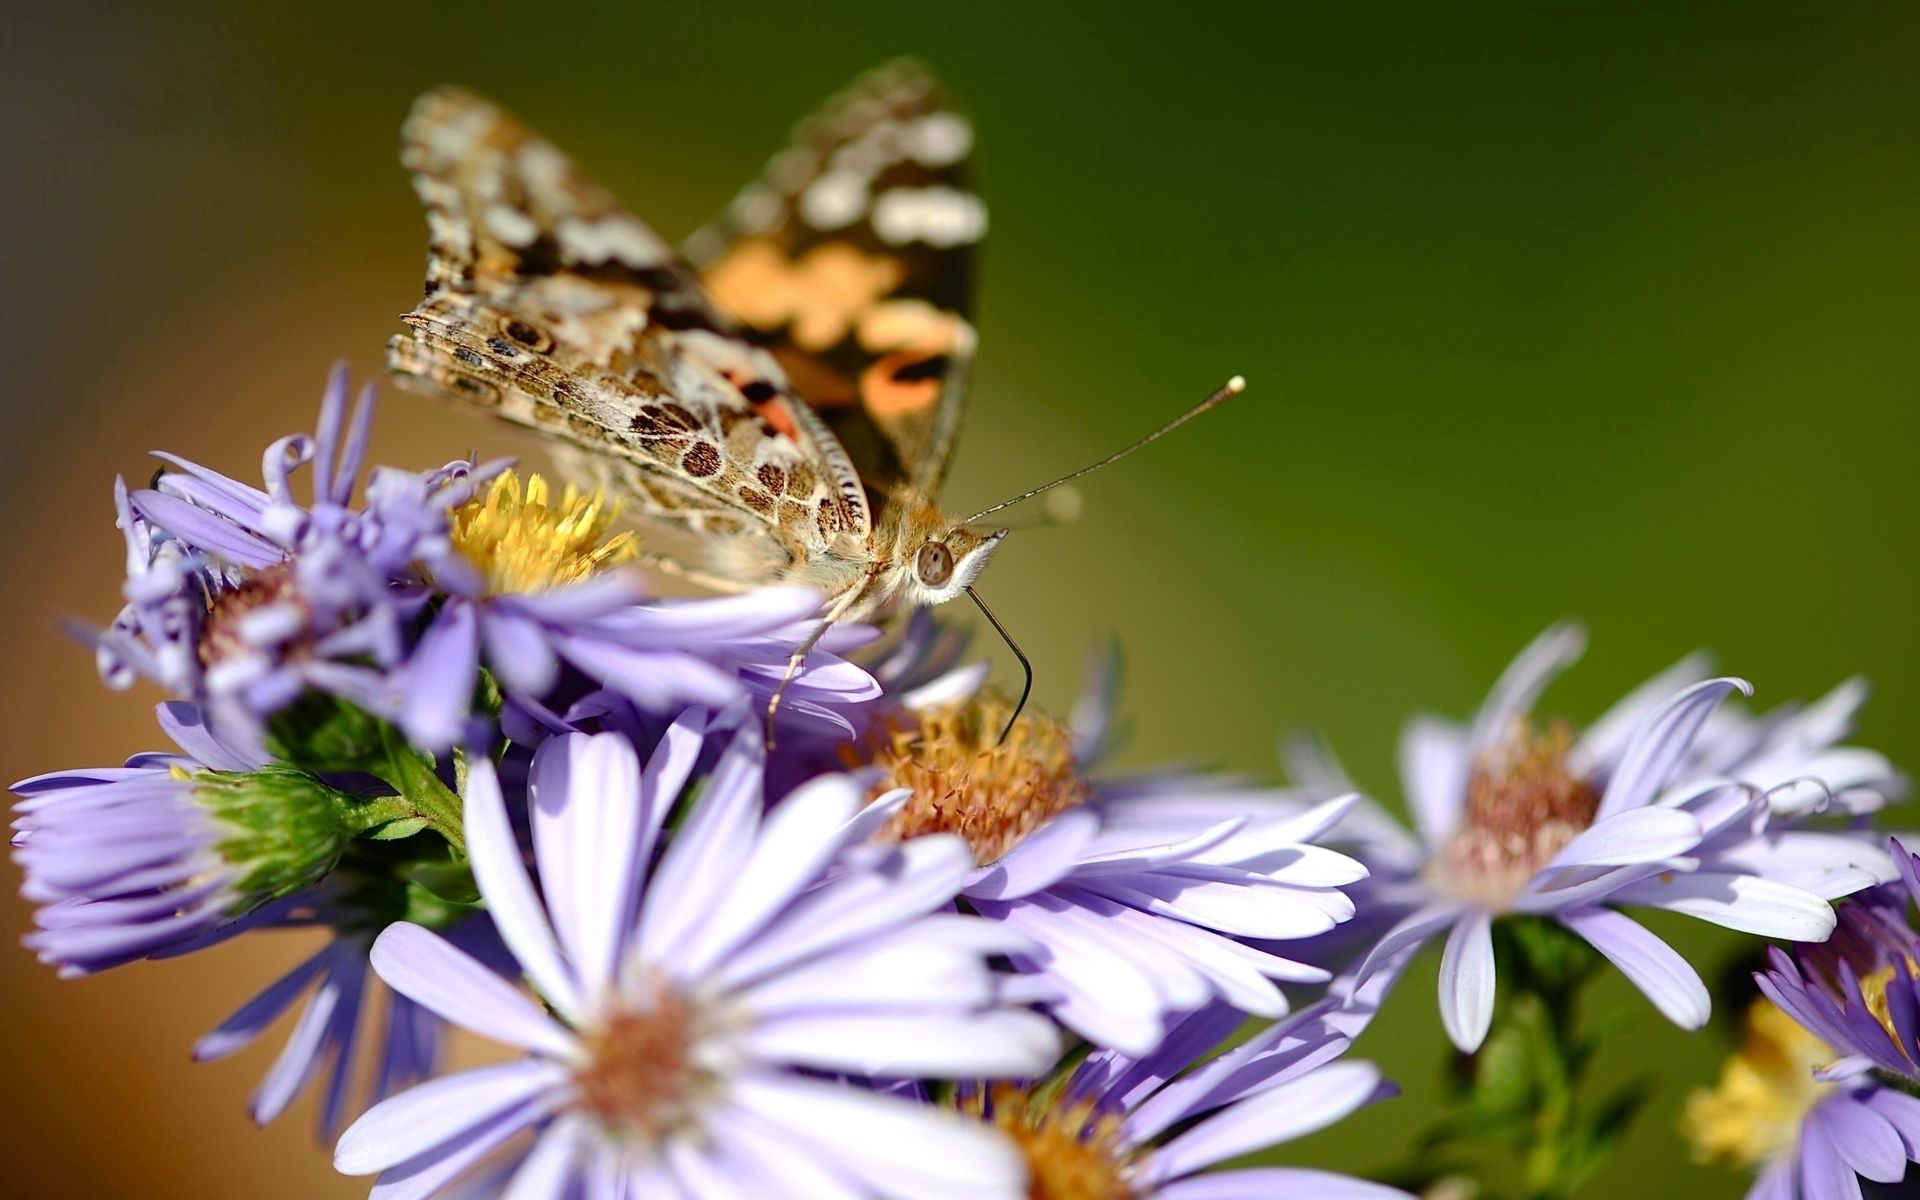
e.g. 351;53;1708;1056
764;583;868;748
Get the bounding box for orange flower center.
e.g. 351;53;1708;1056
1432;717;1599;906
861;691;1088;867
199;560;305;667
573;988;704;1144
964;1084;1137;1200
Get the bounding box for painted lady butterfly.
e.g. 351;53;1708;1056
387;60;1240;726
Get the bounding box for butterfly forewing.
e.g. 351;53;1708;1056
682;59;983;506
388;87;875;590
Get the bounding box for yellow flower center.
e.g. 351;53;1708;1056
1432;717;1600;907
1858;964;1910;1046
1683;996;1836;1169
448;472;636;595
963;1084;1137;1200
860;691;1089;867
573;986;706;1145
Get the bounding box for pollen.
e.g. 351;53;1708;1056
962;1084;1136;1200
573;986;704;1145
1682;996;1834;1169
862;691;1089;867
448;471;636;595
1432;717;1600;907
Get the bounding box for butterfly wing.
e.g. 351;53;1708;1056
389;88;873;588
683;60;983;504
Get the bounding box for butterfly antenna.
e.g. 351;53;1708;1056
960;375;1246;524
965;586;1031;745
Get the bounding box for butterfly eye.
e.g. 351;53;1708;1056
500;318;554;353
914;542;955;588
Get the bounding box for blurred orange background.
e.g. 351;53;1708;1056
5;3;1917;1197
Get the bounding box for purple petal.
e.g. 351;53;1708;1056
1862;1088;1920;1158
966;808;1102;900
1596;677;1752;819
503;1118;587;1200
716;837;973;992
131;489;283;567
1799;1105;1869;1200
401;601;481;750
462;757;581;1020
193;944;334;1061
249;943;359;1124
1575;651;1713;773
1812;1095;1908;1183
636;725;765;970
1611;872;1837;940
729;1073;1026;1200
334;1060;564;1174
1157;1169;1412;1199
312;363;349;506
681;773;867;977
1352;903;1462;986
1146;1061;1385;1182
1399;715;1468;848
1546;806;1701;868
369;924;575;1058
637;707;710;863
1437;909;1496;1052
1559;906;1709;1029
529;732;646;998
1468;622;1586;756
480;610;561;698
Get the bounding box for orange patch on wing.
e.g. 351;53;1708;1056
702;237;903;353
759;396;800;440
861;352;944;418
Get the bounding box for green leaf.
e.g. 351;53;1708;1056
367;816;431;841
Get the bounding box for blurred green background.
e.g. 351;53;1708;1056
3;2;1915;1196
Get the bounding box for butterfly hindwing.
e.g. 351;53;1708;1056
683;60;983;505
388;88;874;585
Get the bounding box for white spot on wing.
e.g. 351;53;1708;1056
485;205;540;246
516;142;572;193
910;113;973;167
557;215;668;266
871;187;987;248
800;170;868;230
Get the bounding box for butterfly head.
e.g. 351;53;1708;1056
873;495;1006;609
905;524;1007;606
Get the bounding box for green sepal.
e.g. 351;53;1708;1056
263;692;391;775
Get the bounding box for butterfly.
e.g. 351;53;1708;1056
387;61;1240;728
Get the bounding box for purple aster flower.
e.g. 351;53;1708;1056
952;998;1408;1199
839;615;1368;1055
1680;845;1920;1198
12;700;491;1136
92;365;462;748
12;701;345;975
334;717;1058;1198
1314;623;1896;1051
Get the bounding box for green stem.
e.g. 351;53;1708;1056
1400;919;1636;1200
369;725;467;856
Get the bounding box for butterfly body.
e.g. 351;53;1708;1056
388;65;997;635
